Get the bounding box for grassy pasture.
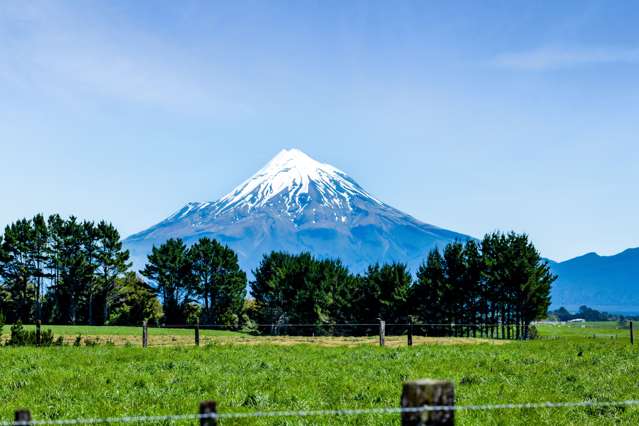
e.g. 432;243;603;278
10;321;631;346
536;322;629;339
1;323;638;425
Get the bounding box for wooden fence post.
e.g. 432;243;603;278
379;320;385;347
35;320;41;346
195;320;200;347
199;400;217;426
407;318;413;347
401;380;455;425
14;410;32;426
142;321;148;348
630;321;634;345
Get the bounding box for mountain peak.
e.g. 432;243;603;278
271;148;315;163
261;148;339;178
215;149;380;215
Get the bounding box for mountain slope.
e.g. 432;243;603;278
124;149;471;273
550;247;639;313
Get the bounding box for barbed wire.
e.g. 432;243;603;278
6;399;639;425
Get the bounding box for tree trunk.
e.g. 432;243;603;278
88;292;94;325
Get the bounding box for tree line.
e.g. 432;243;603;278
1;214;555;338
0;214;140;325
250;232;555;339
549;305;638;322
0;215;246;327
141;237;247;325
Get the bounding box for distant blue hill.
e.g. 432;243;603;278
550;248;639;314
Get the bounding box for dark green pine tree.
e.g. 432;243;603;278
55;217;94;324
253;252;318;329
355;262;412;325
320;258;360;328
480;231;555;339
95;221;131;325
30;214;50;321
108;272;163;326
481;232;506;338
282;255;353;332
250;251;293;325
0;234;12;320
442;241;466;335
189;237;246;325
81;220;99;324
141;238;193;324
250;252;357;334
462;240;483;336
45;214;65;307
412;249;446;334
0;219;36;322
503;232;555;338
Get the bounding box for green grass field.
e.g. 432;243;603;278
1;322;638;425
536;322;629;339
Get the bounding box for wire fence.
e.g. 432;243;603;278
131;320;635;349
158;320;633;339
9;320;634;348
164;321;531;336
6;399;639;426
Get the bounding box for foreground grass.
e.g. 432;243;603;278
1;338;639;425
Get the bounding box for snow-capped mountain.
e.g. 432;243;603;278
124;149;472;273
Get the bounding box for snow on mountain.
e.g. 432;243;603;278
124;149;472;273
217;149;382;215
165;149;380;223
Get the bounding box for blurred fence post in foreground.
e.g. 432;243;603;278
401;380;455;425
200;400;217;426
14;409;31;426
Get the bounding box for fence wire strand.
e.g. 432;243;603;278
5;399;639;425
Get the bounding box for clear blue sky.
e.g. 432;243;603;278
1;1;638;261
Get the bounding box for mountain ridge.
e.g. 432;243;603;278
550;247;639;312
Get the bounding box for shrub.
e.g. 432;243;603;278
527;325;539;340
183;302;202;325
220;311;240;329
39;329;55;346
7;322;29;346
6;321;56;346
240;314;259;335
